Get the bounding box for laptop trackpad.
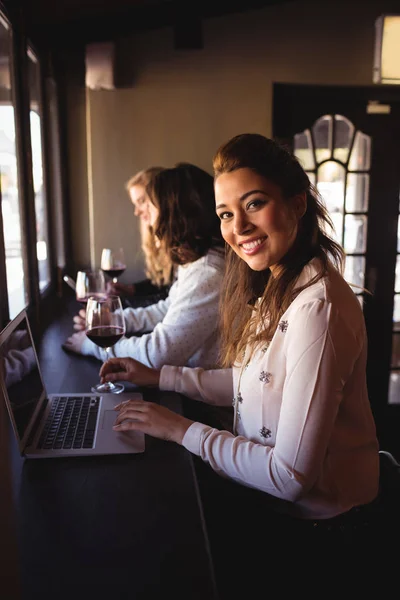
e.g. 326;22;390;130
101;410;145;453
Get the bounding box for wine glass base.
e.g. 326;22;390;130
91;382;125;395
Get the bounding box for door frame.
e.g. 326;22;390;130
273;82;400;453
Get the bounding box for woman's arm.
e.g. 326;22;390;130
122;295;171;334
160;365;234;406
80;254;224;368
179;301;362;501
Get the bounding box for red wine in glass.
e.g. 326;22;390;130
85;295;126;394
86;325;124;348
101;267;126;280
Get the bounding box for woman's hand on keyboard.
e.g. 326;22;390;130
99;357;161;388
113;399;193;445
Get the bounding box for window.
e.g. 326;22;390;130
0;14;28;318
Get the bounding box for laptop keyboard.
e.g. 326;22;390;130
37;396;100;450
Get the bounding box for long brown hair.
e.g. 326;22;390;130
213;133;344;367
126;167;173;287
147;163;224;265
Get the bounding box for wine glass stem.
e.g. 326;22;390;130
104;347;112;389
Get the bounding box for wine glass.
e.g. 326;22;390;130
85;295;126;394
75;269;107;305
100;247;126;284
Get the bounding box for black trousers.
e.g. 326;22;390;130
181;398;397;599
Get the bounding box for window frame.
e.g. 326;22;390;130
26;42;55;299
0;1;61;329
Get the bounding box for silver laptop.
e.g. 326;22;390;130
0;309;145;458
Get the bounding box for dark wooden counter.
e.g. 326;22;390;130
5;297;218;600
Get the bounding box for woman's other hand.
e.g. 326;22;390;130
73;309;86;331
106;281;135;296
62;331;86;354
99;357;161;387
113;399;193;444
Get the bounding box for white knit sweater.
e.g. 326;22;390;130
80;248;225;369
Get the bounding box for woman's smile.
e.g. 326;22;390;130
239;236;267;255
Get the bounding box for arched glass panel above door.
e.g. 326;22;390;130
294;114;371;305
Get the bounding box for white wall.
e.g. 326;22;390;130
66;0;398;282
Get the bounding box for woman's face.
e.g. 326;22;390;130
129;184;159;227
215;168;304;274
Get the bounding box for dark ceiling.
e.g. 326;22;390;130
14;0;297;46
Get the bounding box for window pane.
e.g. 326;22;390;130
0;20;28;317
317;161;345;244
294;129;315;170
348;131;371;171
28;49;50;291
333;115;354;164
344;215;367;253
312;115;332;163
388;372;400;404
344;255;365;289
346;173;369;212
306;171;316;185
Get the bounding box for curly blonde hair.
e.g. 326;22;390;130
126;167;174;287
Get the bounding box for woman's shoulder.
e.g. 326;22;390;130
290;260;365;331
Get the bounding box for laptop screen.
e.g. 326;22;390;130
0;312;44;440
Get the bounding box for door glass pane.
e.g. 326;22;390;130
307;171;316;185
317;161;345;244
0;19;28;317
348;131;371;171
294;129;315;170
397;218;400;253
395;256;400;293
346;173;369;212
333;115;354;164
388;372;400;405
344;215;367;253
312;115;332;163
28;49;50;291
344;255;365;289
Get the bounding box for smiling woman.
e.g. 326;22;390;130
97;133;381;594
